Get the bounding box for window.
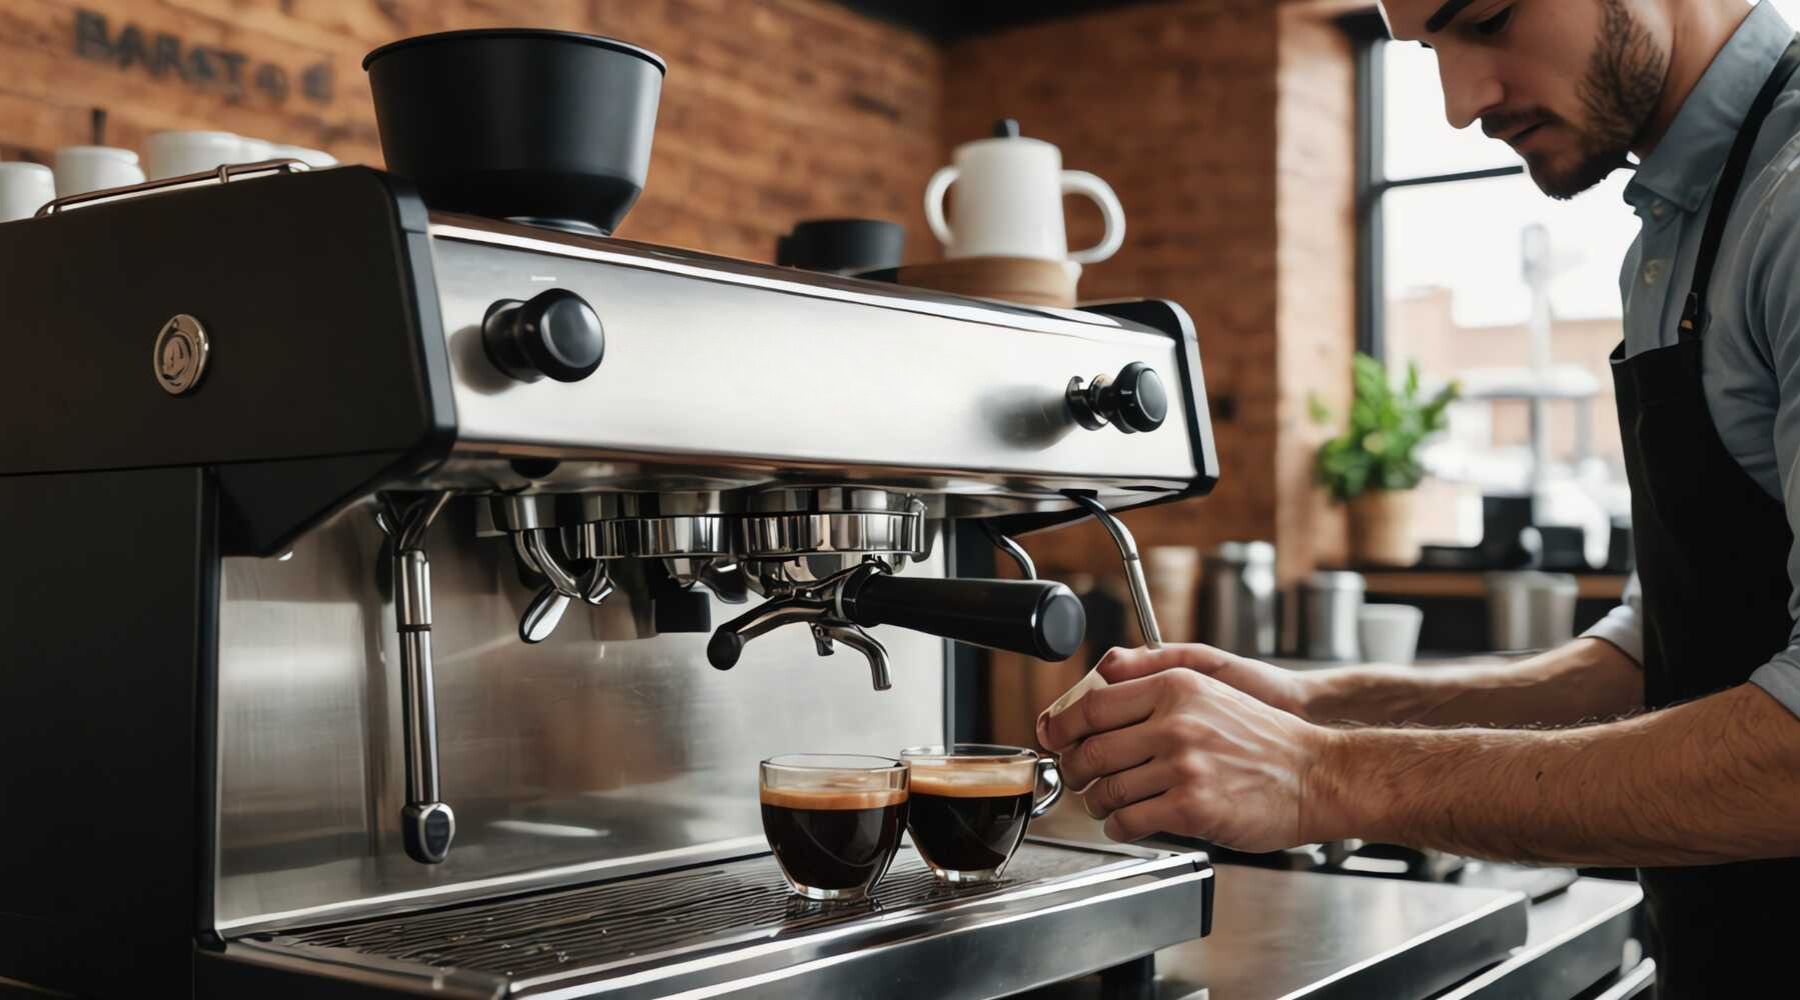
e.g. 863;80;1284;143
1356;1;1800;558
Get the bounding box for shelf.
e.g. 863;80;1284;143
1356;570;1628;601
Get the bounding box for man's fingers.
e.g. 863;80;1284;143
1039;674;1163;751
1102;792;1193;844
1080;758;1184;821
1057;720;1161;791
1096;643;1238;684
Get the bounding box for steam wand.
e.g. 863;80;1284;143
1065;493;1163;649
982;520;1038;580
377;491;457;865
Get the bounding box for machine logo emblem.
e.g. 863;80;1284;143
153;314;209;395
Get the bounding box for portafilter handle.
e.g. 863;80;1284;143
707;562;1087;685
1066;493;1163;649
840;572;1085;662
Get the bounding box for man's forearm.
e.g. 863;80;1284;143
1307;683;1800;867
1304;638;1643;728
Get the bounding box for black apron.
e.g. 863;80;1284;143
1612;36;1800;998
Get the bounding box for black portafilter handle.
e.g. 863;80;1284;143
842;575;1086;661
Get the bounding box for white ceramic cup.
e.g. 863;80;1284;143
1358;604;1423;665
236;136;276;163
0;162;56;222
145;130;244;180
924;136;1125;264
268;143;338;168
52;145;145;197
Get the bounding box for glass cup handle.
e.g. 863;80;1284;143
1031;757;1064;818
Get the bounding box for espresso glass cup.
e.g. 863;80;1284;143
759;754;909;902
899;744;1063;883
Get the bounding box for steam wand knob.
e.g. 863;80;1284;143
1067;362;1169;434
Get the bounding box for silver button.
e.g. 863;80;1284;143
1643;259;1666;286
153;314;210;395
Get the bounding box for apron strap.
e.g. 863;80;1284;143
1680;35;1800;339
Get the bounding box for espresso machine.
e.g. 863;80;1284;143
0;30;1218;1000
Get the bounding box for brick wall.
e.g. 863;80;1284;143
0;0;943;262
942;0;1356;586
1276;1;1357;580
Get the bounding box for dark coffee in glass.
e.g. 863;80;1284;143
759;754;908;901
900;745;1062;882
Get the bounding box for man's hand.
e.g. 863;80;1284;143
1088;644;1314;718
1071;638;1643;730
1035;646;1333;852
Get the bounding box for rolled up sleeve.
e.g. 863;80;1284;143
1752;642;1800;716
1582;572;1645;666
1740;162;1800;720
1751;443;1800;718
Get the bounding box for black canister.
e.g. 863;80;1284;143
364;29;666;235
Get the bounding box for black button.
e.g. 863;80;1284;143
483;288;605;383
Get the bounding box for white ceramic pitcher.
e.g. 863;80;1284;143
924;119;1125;264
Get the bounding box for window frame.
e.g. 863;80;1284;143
1351;17;1527;358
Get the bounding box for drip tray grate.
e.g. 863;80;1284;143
255;842;1143;983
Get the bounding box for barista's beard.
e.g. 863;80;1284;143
1532;0;1667;200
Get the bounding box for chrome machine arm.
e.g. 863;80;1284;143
379;491;457;864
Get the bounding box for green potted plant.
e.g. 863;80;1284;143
1310;353;1459;566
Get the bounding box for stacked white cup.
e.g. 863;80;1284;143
52;145;145;197
144;130;245;180
146;131;339;181
16;131;335;219
0;162;56;221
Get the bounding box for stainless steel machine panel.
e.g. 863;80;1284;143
427;221;1200;496
213;500;947;933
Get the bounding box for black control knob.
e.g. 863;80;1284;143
483;288;605;383
1067;362;1168;434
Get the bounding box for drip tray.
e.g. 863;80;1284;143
220;838;1213;1000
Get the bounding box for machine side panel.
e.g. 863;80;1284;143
0;468;214;995
0;167;454;552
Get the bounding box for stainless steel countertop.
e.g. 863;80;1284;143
1016;802;1640;1000
1435;876;1642;999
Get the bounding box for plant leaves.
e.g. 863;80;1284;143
1313;352;1462;502
1307;393;1332;425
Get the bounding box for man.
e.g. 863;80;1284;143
1037;1;1800;994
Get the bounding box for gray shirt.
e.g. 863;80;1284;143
1581;0;1800;716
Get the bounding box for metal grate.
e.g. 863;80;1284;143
257;843;1117;982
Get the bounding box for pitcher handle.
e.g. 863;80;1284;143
1061;170;1125;264
1031;755;1064;818
923;165;959;250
